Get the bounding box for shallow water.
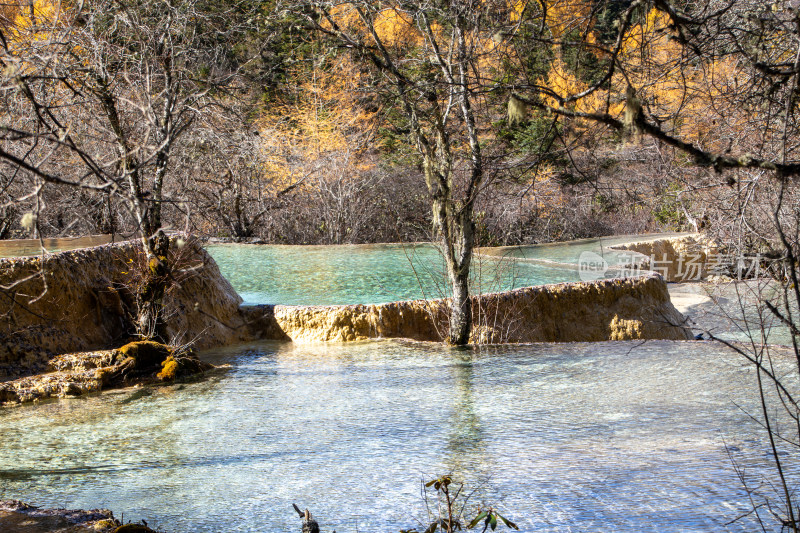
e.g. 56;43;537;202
477;232;688;265
2;234;792;532
0;340;796;532
670;280;798;345
0;234;128;258
206;243;582;305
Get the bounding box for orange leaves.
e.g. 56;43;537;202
327;3;422;48
620;9;686;90
534;6;749;151
12;0;57;29
373;7;421;48
544;0;594;39
258;57;378;190
8;0;59;43
616;8;746;149
508;0;527;23
543;57;621;117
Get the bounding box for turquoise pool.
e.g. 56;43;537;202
0;340;790;532
206;243;578;306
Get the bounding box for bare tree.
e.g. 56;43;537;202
0;0;257;339
292;0;529;344
503;1;800;529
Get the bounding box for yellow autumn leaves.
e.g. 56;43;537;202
541;7;746;149
257;57;378;192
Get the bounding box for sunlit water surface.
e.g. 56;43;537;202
205;235;689;306
206;243;586;306
0;340;794;532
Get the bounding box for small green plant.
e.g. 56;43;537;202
466;509;518;532
400;475;519;533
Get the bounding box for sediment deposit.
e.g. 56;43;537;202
0;341;215;405
270;273;692;343
0;237;266;377
0;500;121;532
0;238;693;380
610;233;721;282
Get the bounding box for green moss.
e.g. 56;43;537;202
157;356;179;381
115;341;173;369
94;518;119;530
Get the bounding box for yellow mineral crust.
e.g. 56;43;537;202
0;237;259;370
0;238;693;376
272;274;692;343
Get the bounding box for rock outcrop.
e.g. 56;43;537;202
610;233;721;282
0;341;215;405
0;237;268;377
0;499;121;532
269;273;692;343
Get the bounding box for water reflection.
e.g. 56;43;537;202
444;351;488;485
0;339;794;532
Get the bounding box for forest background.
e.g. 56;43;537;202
0;0;771;250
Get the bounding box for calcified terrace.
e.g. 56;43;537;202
0;235;693;378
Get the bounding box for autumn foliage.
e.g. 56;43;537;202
0;0;795;248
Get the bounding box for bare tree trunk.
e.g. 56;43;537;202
151;151;168;232
95;78;174;341
136;229;171;342
429;165;476;345
303;1;489;344
448;256;472;344
446;206;474;345
0;207;12;240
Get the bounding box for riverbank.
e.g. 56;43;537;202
0;235;695;382
0;236;272;379
270;273;691;343
0;275;742;407
0;500;120;532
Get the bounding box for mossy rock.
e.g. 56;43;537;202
157;354;212;382
157;356;179;381
114;341;173;369
94;518;121;530
94;366;114;384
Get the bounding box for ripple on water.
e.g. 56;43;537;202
0;339;795;532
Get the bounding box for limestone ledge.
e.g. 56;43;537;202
0;237;692;377
0;237;262;374
610;233;721;282
270;273;692;343
0;341;215;406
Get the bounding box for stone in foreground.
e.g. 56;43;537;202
0;341;214;406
